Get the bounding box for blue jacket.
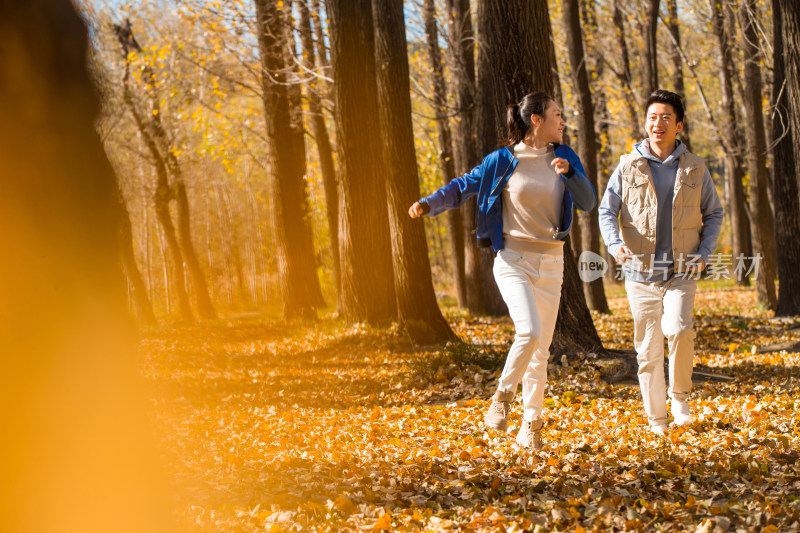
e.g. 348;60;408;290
420;143;597;251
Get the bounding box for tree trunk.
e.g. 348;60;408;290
114;22;194;323
445;0;477;174
118;190;156;325
612;0;641;134
284;4;326;311
665;0;692;151
552;237;604;354
569;211;582;262
132;101;193;323
151;171;194;322
115;21;217;320
786;1;800;198
174;180;217;319
642;0;660;99
738;0;777;310
152;137;217;319
297;0;341;309
217;183;250;308
445;0;487;315
423;0;466;308
310;0;328;68
563;0;609;313
372;0;458;344
476;3;561;150
475;1;554;316
327;0;397;323
774;0;800;315
254;0;325;319
475;0;603;353
709;0;751;286
580;0;620;284
473;2;510;316
157;166;216;319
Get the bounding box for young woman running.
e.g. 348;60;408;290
409;92;596;450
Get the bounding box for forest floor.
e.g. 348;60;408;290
141;281;800;532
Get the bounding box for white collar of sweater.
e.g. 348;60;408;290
514;141;552;157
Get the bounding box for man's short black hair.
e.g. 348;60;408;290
645;89;685;124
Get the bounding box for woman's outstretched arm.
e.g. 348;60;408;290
410;159;485;217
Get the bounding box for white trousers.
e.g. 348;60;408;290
625;276;697;427
493;248;564;422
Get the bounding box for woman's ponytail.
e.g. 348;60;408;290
506;104;528;146
505;92;553;147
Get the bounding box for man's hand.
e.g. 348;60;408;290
551;157;570;176
408;201;425;218
685;256;706;273
614;244;634;264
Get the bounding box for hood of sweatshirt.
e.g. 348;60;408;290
633;138;688;168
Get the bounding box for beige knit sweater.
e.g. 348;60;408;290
501;142;565;254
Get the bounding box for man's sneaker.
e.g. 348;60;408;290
650;424;669;435
483;390;515;431
671;399;694;426
516;418;544;450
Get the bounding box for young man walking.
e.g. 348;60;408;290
598;90;724;434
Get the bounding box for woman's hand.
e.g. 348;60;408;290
551;157;570;176
408;201;425;218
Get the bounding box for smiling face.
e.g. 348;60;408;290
645;102;683;151
529;100;565;146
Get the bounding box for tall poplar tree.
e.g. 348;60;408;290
612;0;640;133
709;0;751;285
296;0;341;309
115;21;215;322
372;0;458;343
642;0;660;99
665;0;692;151
423;0;466;308
739;0;777;309
444;0;488;315
327;0;397;323
253;0;325;319
563;0;609;313
774;0;800;315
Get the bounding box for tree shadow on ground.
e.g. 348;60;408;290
709;360;800;386
144;321;423;411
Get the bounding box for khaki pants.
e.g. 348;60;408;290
493;248;564;422
625;276;697;427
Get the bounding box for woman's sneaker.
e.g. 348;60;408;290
650;423;669;435
671;399;694;426
483;390;515;431
516;418;544;450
